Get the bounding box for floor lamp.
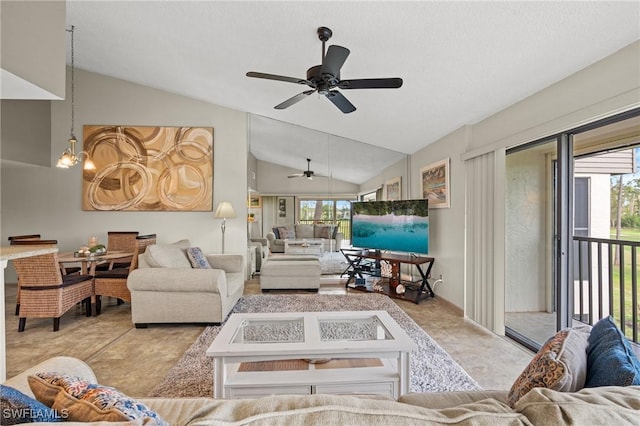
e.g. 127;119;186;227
214;201;236;253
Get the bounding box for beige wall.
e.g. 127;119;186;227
2;69;248;282
359;156;409;199
256;160;358;196
1;100;51;166
0;1;66;99
400;41;639;312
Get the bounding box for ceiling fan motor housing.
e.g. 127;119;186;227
307;65;339;95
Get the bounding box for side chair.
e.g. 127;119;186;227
94;233;157;314
12;249;94;332
8;236;81;316
95;231;139;272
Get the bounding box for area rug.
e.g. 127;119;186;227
149;293;481;397
319;251;349;275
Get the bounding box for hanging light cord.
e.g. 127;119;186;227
68;25;75;140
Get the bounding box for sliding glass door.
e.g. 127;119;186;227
505;110;640;350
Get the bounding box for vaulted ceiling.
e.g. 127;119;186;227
66;1;639;183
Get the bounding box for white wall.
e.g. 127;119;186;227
2;69;248;281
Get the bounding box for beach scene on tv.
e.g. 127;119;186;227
351;199;429;254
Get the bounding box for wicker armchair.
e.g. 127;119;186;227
8;236;81;316
12;250;94;332
95;231;139;272
94;234;156;314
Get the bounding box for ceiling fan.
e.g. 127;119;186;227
246;26;403;114
288;158;326;180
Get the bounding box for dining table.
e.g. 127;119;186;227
57;251;133;275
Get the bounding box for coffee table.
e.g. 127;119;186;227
284;238;324;255
206;310;416;399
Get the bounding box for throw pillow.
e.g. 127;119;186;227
507;326;590;407
316;224;335;239
146;239;192;268
277;226;295;239
272;227;281;239
28;373;168;425
187;247;212;269
585;316;640;387
0;384;63;424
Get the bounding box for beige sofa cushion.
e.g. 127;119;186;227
146;239;191;268
295;223;314;238
514;386;640;425
142;394;528;426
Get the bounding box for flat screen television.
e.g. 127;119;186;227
350;199;429;254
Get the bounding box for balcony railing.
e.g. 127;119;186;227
573;236;639;344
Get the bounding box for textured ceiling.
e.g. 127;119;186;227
66;1;640;182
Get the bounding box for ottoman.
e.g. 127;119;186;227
260;257;321;291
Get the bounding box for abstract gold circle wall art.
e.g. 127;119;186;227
82;125;213;211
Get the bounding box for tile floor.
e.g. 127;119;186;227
5;278;533;396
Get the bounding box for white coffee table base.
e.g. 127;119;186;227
207;311;415;400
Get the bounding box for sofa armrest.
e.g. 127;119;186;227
128;268;227;294
207;254;244;273
266;232;276;244
4;356;97;398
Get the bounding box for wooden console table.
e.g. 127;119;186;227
341;249;435;304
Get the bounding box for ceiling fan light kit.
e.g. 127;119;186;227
247;26;403;113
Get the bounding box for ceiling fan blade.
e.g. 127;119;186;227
338;78;403;90
246;71;310;85
287;173;304;178
274;90;316;109
320;45;350;77
326;90;356;114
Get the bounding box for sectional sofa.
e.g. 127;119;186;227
2;356;638;425
3;317;639;425
266;223;343;253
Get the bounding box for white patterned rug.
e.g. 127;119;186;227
319;251;349;275
149;293;481;397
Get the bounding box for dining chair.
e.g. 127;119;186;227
12;249;94;332
95;231;139;272
94;233;156;314
8;236;82;315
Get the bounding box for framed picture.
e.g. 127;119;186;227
248;195;261;208
385;176;401;201
420;158;450;208
82;125;213;211
278;198;287;217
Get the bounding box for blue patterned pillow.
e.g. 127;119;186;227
0;384;63;423
585;316;640;387
187;247;212;269
28;373;168;425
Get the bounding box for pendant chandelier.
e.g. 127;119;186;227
56;25;94;170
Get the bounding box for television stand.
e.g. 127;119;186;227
340;249;435;304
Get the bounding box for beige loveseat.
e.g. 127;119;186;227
126;240;244;327
266;223;343;253
4;356;639;425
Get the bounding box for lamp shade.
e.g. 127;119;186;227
214;202;236;219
